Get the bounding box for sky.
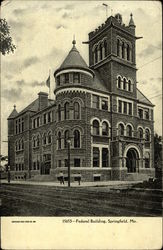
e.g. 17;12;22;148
1;0;162;156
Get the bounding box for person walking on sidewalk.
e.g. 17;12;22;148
59;171;64;185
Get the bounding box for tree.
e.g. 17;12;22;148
0;18;16;55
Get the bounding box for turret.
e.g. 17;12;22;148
129;13;136;35
8;105;18;136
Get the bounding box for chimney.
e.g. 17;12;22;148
38;92;48;110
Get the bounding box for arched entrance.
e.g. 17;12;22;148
126;148;139;173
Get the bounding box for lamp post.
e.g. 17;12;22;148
67;139;71;187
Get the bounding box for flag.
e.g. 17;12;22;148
46;75;50;88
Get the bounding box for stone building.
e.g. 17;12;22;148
8;13;155;181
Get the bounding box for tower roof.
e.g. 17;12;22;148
54;40;93;76
129;13;135;27
8;105;18;119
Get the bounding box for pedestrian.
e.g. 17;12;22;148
59;171;64;185
7;170;11;184
24;172;27;181
77;173;81;186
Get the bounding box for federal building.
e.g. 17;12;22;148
8;13;155;181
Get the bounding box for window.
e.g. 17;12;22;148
43;133;47;145
47;131;52;144
118;76;121;88
123;102;127;114
128;103;132;115
18;140;21;150
127;44;130;60
102;121;108;136
138;128;143;139
37;161;40;170
21;139;24;150
57;75;60;86
93;120;100;135
94;46;98;63
18;119;21;133
64;130;69;148
33;162;36;170
145;129;150;141
74;102;80;119
138;108;143;119
64;73;69;84
64;102;69;120
145;109;149;120
22;118;24;132
122;42;125;59
37;117;40;127
145;153;150;168
73;72;80;83
118;100;122;113
58;131;61;149
93;147;99;167
128;80;131;91
118;124;124;136
102;148;108;167
123;78;127;90
74;130;80;148
117;39;120;56
48;112;51;123
101;97;108;110
15;141;18;151
65;159;69;167
92;95;99;109
58;160;62;168
126;125;132;137
58;104;61;121
74;158;80;167
99;43;103;60
16;120;18;134
43;113;47;124
36;135;40;147
104;40;107;57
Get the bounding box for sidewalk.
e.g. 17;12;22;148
0;179;143;188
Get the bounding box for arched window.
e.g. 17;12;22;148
74;130;80;148
138;128;143;139
122;42;125;59
47;131;52;144
123;78;126;90
21;139;24;150
74;102;80;119
128;80;131;91
145;152;150;168
102;121;109;136
104;40;107;57
127;44;130;61
117;39;120;56
126;125;132;137
99;43;103;60
43;133;47;145
33;136;36;148
118;76;121;88
94;46;98;63
64;102;69;120
15;141;18;151
58;131;61;149
118;123;124;136
64;130;69;148
145;129;150;141
58;104;61;121
18;139;21;150
36;134;40;147
93;120;100;135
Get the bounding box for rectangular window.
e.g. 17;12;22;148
22;118;24;132
58;160;62;168
57;75;60;86
33;162;36;170
37;161;39;170
16;120;18;134
144;109;149;120
18;119;21;133
33;119;36;128
118;100;122;113
138;108;143;119
102;148;109;167
65;159;69;167
93;147;100;167
101;97;108;110
65;73;69;84
123;102;127;114
92;95;99;109
73;72;80;83
128;103;132;115
37;117;40;127
43;114;46;124
48;112;51;123
74;158;80;167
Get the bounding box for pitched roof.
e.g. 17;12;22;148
8;108;18;119
137;88;154;106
